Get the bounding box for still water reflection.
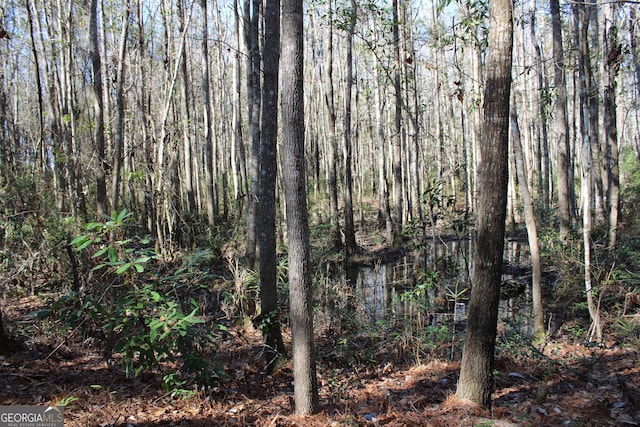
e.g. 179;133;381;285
319;238;535;336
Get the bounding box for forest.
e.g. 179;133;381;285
0;0;639;425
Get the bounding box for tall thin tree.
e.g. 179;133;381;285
550;0;572;241
343;0;358;256
511;105;544;338
281;0;319;414
603;1;621;250
90;0;107;218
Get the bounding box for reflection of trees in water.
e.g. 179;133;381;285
317;238;535;336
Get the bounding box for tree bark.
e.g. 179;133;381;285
550;0;572;241
258;0;286;370
603;2;620;250
574;1;602;342
342;0;358;256
322;0;343;250
201;0;217;225
281;0;319;414
392;0;403;241
511;106;544;338
111;6;130;213
90;0;107;218
244;0;262;269
456;0;513;407
177;0;196;214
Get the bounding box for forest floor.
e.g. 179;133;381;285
1;292;639;427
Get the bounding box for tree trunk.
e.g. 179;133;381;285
630;7;640;159
322;0;343;250
259;0;286;371
233;0;248;214
178;0;196;215
111;7;130;213
530;0;550;213
371;16;393;244
603;2;620;250
342;0;357;256
244;0;261;269
201;0;217;225
281;0;319;414
392;0;403;242
550;0;572;241
456;0;513;407
90;0;107;218
511;106;545;338
574;1;602;342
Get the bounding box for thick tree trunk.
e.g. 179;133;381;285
258;0;286;371
281;0;319;414
456;0;513;407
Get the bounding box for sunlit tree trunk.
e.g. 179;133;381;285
574;1;602;342
550;0;572;241
370;16;393;244
511;105;544;338
630;7;640;159
282;0;319;414
392;0;403;242
529;0;550;212
456;0;513;407
25;0;45;175
322;0;342;249
244;0;261;269
111;7;130;213
177;0;196;214
603;2;621;250
201;0;217;225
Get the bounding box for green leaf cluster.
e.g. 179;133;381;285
39;210;224;393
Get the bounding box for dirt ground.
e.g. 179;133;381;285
1;295;639;427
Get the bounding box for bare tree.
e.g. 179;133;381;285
511;104;544;338
244;0;262;269
550;0;572;241
322;0;343;250
456;0;513;407
343;0;358;256
201;0;216;225
281;0;319;414
90;0;107;218
111;6;130;213
603;1;621;250
258;0;286;371
574;0;602;342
